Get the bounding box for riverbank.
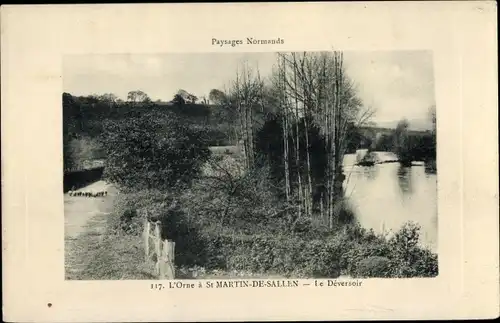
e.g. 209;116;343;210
65;160;438;280
344;152;438;252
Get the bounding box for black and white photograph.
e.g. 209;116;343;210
63;51;438;280
3;2;498;322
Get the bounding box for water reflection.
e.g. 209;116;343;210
343;152;437;252
397;165;413;195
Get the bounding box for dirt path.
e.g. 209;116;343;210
64;180;117;279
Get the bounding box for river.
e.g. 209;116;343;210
343;151;438;252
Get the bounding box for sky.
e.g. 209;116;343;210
63;50;435;129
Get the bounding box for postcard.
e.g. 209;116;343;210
1;2;498;321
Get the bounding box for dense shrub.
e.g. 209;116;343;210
111;185;438;279
356;256;392;277
100;111;211;191
107;189;171;235
302;239;343;278
344;222;438;278
385;222;438;277
181;163;291;233
111;181;438;278
194;232;342;278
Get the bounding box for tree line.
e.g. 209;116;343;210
62;88;229;171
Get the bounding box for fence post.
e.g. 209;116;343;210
159;240;167;279
170;242;175;278
143;217;150;262
160;240;175;280
154;223;161;276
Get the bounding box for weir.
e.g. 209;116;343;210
63;166;105;192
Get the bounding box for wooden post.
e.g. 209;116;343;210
154;223;161;276
159;240;168;279
160;240;175;280
143;218;150;262
169;241;175;278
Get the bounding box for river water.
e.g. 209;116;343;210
343;151;438;252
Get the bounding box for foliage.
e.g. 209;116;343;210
355;256;392;277
393;119;412;164
208;88;227;105
255;113;350;209
173;94;185;105
172;220;438;279
177;89;198;104
343;222;438;278
99;110;211;191
62;92;233;168
99;183;439;279
127;90;151;103
63;50;438;280
181;160;289;233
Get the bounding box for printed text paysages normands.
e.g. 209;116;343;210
212;37;285;47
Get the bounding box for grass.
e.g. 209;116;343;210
65;182;157;280
65;212;157;280
176;267;286;279
72;233;156;280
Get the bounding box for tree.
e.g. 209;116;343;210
229;62;265;170
393;118;412;166
209;89;227;105
127;90;150;103
100;111;211;191
177;89;198;104
271;51;370;225
99;93;118;103
173;93;186;106
63;92;78;170
214;51;371;227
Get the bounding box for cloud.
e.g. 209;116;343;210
344;50;435;125
63;51;435;127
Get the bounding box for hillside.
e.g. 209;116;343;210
63;94;234;170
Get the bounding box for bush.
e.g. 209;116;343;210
302;239;343;278
356;256;392;277
385;222;438;277
345;222;438;278
155;208;438;279
182;164;290;234
106;189;172;235
187;231;345;278
100;111;211;191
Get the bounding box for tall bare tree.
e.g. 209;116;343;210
229;62;265;170
274;51;372;226
222;51;373;227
